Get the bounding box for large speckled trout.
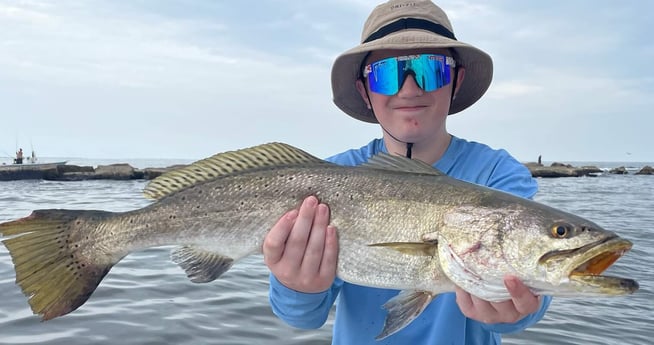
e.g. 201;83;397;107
0;143;638;339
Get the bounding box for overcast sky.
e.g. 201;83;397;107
1;1;652;162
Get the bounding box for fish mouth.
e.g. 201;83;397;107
569;237;631;276
540;236;639;294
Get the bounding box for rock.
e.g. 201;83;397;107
527;165;581;178
57;164;95;174
609;166;628;175
54;172;98;181
525;164;602;178
142;164;188;180
42;165;96;181
551;162;573;168
0;164;61;181
94;164;140;180
635;165;654;175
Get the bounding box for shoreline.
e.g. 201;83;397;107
1;162;653;181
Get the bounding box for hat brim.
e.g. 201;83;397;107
331;29;493;123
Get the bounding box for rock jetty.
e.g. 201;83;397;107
526;163;654;177
524;162;603;178
1;162;652;181
0;163;187;182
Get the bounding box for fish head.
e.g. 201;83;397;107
438;202;638;300
525;207;637;297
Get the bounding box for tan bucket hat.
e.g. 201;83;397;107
331;0;493;123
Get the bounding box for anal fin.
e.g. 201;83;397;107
377;290;436;340
171;246;234;283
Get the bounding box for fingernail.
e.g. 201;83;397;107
305;196;317;207
286;209;298;220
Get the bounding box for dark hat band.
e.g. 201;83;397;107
363;18;457;43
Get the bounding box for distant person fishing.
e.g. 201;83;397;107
14;148;23;164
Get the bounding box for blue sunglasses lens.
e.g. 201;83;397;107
363;54;454;96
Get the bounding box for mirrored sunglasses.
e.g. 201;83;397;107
363;54;456;96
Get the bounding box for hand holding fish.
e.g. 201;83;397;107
455;276;541;324
263;196;339;293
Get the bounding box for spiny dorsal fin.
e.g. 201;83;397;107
144;142;329;200
361;153;445;175
171;246;234;283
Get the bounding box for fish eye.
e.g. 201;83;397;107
551;223;572;238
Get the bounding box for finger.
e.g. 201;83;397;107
300;203;330;273
318;225;338;280
263;209;298;265
282;196;318;266
488;299;521;323
505;275;540;314
457;287;502;324
455;287;475;316
469;295;500;323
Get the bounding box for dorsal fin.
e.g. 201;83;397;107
144;142;329;200
361;153;445;175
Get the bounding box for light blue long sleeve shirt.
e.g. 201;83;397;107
269;136;552;344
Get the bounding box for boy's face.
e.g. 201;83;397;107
356;48;464;146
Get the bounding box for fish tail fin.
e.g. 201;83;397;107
0;209;117;320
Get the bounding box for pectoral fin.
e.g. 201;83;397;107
377;290;436;340
171;246;234;283
368;241;438;256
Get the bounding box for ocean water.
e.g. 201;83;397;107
0;160;652;345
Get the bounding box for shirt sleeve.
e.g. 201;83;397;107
268;274;343;329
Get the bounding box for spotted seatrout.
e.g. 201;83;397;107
0;143;638;339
